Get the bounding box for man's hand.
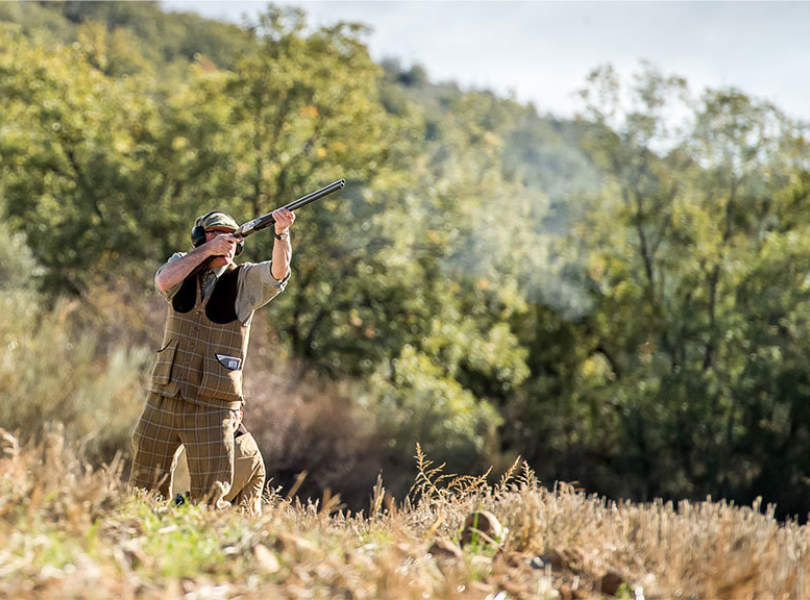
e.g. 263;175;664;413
205;232;240;262
273;208;295;235
155;231;239;294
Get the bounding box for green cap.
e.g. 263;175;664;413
197;211;239;232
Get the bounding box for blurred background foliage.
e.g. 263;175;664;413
2;1;810;519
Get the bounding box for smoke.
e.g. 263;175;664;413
434;150;599;322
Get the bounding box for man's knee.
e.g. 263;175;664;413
130;453;173;494
186;447;235;504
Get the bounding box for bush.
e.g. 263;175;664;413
240;344;385;511
0;223;149;461
242;339;503;509
363;345;503;492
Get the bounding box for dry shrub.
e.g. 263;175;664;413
240;327;502;512
0;290;149;462
0;226;155;462
77;273;168;353
242;350;385;511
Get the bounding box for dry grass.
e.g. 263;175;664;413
1;431;808;600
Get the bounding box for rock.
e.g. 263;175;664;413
460;510;503;546
536;547;584;572
494;549;531;571
254;544;281;573
427;538;463;559
275;532;319;556
557;582;589;600
536;549;564;571
599;571;626;595
468;581;494;595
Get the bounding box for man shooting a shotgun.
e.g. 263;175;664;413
130;180;344;507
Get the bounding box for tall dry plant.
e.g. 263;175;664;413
2;429;810;599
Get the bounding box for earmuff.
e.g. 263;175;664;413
191;211;244;255
190;216;209;248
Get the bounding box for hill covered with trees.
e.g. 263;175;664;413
2;1;810;523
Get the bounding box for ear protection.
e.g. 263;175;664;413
191;211;244;255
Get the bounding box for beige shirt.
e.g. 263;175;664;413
156;253;290;324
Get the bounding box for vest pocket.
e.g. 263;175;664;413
201;350;243;399
151;338;177;386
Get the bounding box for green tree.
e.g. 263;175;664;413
567;63;810;515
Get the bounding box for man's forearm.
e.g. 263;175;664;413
155;245;213;293
271;236;292;280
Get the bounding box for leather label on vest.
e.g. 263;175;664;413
216;353;242;371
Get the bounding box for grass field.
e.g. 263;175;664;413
1;428;807;600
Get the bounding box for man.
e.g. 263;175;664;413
130;207;294;505
171;421;266;514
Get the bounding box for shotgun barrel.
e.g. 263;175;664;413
236;178;345;238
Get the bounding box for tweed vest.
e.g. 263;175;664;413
148;266;250;408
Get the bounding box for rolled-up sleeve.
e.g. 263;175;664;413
156;252;186;300
235;261;291;323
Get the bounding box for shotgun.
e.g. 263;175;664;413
189;179;345;274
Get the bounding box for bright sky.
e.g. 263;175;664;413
162;1;810;122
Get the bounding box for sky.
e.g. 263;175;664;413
162;1;810;122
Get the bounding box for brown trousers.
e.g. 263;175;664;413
130;392;240;505
171;431;266;514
